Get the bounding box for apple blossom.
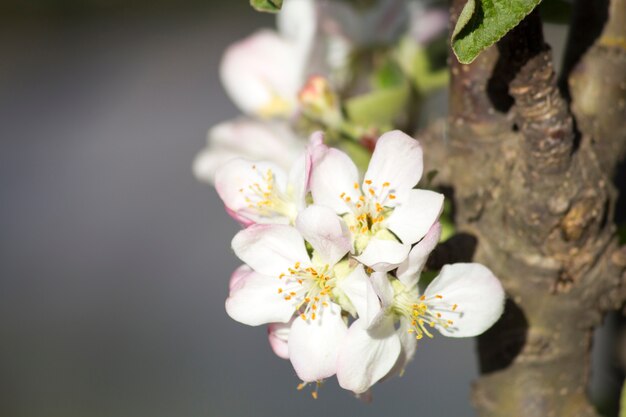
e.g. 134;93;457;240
214;157;307;226
336;238;505;394
225;205;380;383
213;132;324;226
309;130;444;272
220;0;315;118
193;118;305;185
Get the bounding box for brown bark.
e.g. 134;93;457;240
418;1;626;415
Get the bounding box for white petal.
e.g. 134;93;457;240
277;0;316;64
424;263;505;338
220;30;299;116
363;130;423;194
229;264;253;292
288;302;348;382
193;147;238;186
380;319;418;382
369;272;394;307
386;189;444;245
355;238;410;272
310;145;360;214
287;153;309;212
225;270;295;326
335;265;381;327
396;222;442;287
295;205;351;266
215;159;291;225
193;118;304;184
336;316;401;394
232;224;311;277
268;321;293;360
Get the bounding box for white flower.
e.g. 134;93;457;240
220;0;316;118
193;118;305;185
213;132;321;226
309;130;444;271
336;226;505;394
225;205;379;382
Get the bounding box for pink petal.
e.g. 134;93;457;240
268;320;293;360
229;264;253;292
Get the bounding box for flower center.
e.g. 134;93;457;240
240;165;296;219
277;261;336;321
392;281;458;340
257;94;292;118
339;179;396;252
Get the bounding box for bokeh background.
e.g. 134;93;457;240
0;1;620;416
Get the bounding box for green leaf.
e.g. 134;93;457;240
372;60;405;89
345;83;410;127
440;199;456;242
451;0;543;64
418;270;439;294
250;0;282;13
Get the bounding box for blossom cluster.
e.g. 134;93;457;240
193;0;503;399
215;130;505;397
193;0;449;186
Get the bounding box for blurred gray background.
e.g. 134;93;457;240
0;2;619;417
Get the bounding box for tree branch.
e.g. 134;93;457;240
448;0;506;130
569;0;626;179
505;11;575;178
430;4;624;417
559;0;610;96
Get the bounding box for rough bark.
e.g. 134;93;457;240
418;1;626;416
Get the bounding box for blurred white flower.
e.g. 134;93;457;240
408;2;449;44
193;118;305;185
220;0;316;118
